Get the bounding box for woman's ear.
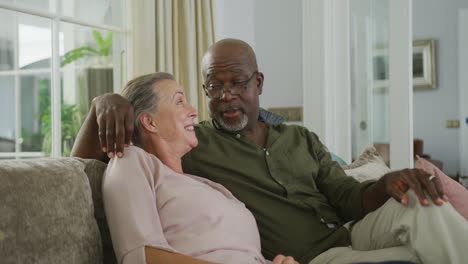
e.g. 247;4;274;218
139;113;159;133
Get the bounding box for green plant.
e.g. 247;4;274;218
37;79;84;156
61;30;113;67
40;102;84;156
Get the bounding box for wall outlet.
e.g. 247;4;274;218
446;119;460;128
268;107;303;122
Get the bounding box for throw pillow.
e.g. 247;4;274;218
415;156;468;221
342;146;391;182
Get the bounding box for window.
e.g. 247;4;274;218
0;0;128;158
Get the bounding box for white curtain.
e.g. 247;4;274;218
155;0;215;121
129;0;157;78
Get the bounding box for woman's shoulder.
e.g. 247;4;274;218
125;145;166;160
106;146;167;185
114;145;149;161
125;145;148;156
109;145;163;168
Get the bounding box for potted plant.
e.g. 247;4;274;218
37;30;114;156
62;29;114;109
61;30;113;68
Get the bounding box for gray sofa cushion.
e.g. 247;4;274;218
78;158;116;264
0;158;102;264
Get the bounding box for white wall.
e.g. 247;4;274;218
214;0;303;117
214;0;255;47
254;0;303;110
460;9;468;176
413;0;468;176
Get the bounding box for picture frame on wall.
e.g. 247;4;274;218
372;39;437;91
372;49;390;92
413;39;437;89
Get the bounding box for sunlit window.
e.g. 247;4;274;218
0;0;127;158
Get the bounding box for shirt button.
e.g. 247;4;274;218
266;150;270;156
235;134;241;138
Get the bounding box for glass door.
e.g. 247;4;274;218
350;0;390;164
350;0;413;169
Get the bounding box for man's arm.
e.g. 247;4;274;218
362;168;448;213
71;93;134;161
71;101;108;162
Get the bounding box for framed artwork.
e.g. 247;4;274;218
372;49;390;92
413;39;437;89
372;39;437;91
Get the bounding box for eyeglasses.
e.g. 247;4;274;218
203;71;258;99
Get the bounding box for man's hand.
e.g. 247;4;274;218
272;254;298;264
381;168;448;206
363;168;449;213
93;93;134;158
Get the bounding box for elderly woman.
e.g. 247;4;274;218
101;73;297;264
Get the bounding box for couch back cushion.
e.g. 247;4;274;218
78;158;116;264
0;158;102;264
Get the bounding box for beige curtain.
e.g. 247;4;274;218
155;0;215;121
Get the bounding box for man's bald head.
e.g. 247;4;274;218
201;38;258;78
200;38;264;133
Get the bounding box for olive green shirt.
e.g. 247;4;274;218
182;120;374;263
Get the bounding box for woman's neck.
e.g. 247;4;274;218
142;139;185;174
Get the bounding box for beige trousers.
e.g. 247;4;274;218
310;190;468;264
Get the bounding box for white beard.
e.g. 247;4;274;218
212;112;249;132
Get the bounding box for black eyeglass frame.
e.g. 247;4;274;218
202;71;258;99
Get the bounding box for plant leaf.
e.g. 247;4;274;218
105;32;113;47
62;53;87;67
73;46;100;55
101;32;113;56
93;30;106;50
61;46;99;67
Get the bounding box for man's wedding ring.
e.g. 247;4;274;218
428;175;436;181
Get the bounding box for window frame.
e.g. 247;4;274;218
0;1;129;158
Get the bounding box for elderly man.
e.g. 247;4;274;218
72;38;467;264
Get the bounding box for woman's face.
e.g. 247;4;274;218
152;79;198;153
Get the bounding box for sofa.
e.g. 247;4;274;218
374;139;444;171
2;150;464;263
0;158;117;264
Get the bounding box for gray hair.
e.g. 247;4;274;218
121;72;175;146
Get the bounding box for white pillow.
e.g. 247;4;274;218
342;146;390;182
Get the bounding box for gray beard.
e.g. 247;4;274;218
212;113;249;132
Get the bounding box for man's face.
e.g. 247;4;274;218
203;54;263;132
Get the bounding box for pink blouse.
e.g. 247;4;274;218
103;146;267;264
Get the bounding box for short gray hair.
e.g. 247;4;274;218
121;72;175;146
